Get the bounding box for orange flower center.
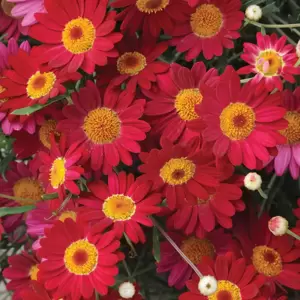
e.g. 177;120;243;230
26;71;56;100
220;102;256;140
208;280;241;300
0;85;8;104
136;0;169;13
83;107;121;144
180;236;215;265
58;210;77;222
64;239;98;275
190;4;223;38
62;17;96;54
13;177;44;206
50;157;66;189
103;194;136;221
279;111;300;144
117;52;147;76
160;157;195;185
29;264;39;281
252;245;282;277
175;88;203;121
256;50;284;77
1;0;15;17
39;120;60;149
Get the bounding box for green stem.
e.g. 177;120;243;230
246;18;300;28
287;229;300;241
240;77;253;83
124;233;138;258
122;259;132;278
0;193;33;203
150;217;203;279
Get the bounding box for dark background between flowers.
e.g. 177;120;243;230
1;0;300;299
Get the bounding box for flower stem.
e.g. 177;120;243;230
122;259;132;278
0;193;32;203
150;217;203;279
246;18;300;28
124;233;138;258
287;229;300;241
258;188;268;199
240;77;253;83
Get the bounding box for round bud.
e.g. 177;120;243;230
245;5;262;21
268;216;289;236
119;282;136;299
244;172;262;191
198;275;218;296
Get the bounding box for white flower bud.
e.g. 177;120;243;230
119;282;136;299
268;216;289;236
245;5;262;21
198;275;218;296
296;40;300;58
244;172;262;191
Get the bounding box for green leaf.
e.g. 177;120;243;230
153;226;161;262
12;94;68;115
0;206;35;217
42;193;58;200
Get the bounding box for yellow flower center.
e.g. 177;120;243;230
256;50;284;77
29;264;39;281
190;4;223;38
58;210;77;222
175;88;203;121
39;120;60;149
13;177;44;206
279;111;300;144
208;280;242;300
1;0;15;17
103;194;136;221
117;52;147;76
62;17;96;54
82;108;121;144
159;157;195;185
136;0;169;13
0;85;8;104
50;157;66;189
26;71;56;100
64;239;98;275
252;245;282;277
220;102;256;140
180;237;215;265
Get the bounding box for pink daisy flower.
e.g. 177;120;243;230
238;32;300;93
269;88;300;179
8;0;46;26
156;229;237;289
0;1;28;39
0;38;30;135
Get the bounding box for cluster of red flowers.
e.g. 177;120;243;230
1;0;300;299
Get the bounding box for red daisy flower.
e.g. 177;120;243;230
167;159;244;237
0;161;45;233
79;171;162;244
3;251;40;300
29;0;122;74
38;134;84;200
138;138;219;210
170;0;244;60
234;212;300;292
238;33;300;93
97;35;169;92
57;81;150;173
0;49;81;114
157;229;237;289
38;218;124;299
0;1;28;40
144;62;218;144
192;66;287;170
111;0;192;37
179;252;265;300
0;218;4;240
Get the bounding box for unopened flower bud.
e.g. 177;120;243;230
198;275;218;296
268;216;289;236
296;40;300;58
244;172;262;191
119;282;136;299
245;5;262;21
